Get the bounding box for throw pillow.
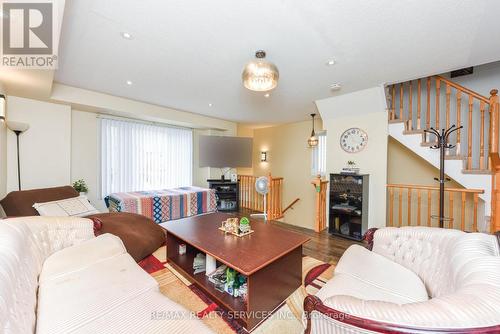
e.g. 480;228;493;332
33;195;100;217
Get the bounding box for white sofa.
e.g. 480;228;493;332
304;227;500;333
0;216;213;334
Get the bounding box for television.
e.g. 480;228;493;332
199;135;252;168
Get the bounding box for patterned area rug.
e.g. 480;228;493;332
139;246;335;333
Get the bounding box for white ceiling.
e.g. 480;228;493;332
55;0;500;124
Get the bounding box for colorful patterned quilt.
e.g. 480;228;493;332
105;186;217;223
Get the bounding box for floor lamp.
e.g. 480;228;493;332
6;121;30;191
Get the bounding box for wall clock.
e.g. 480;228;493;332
340;128;368;153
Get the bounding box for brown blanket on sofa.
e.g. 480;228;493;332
0;186;166;262
0;186;80;216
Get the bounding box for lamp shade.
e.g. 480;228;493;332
0;94;5;121
6;121;29;132
308;135;319;147
242;50;279;92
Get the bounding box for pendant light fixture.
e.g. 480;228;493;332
308;113;319;148
242;50;279;92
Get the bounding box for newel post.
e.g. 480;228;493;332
311;175;329;232
490;89;500;233
490;89;499;155
267;173;273;220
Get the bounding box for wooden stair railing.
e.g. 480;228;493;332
388;75;497;172
386;184;484;232
312;175;329;232
239;174;283;220
388;75;500;232
282;198;300;214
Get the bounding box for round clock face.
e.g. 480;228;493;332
340;128;368;153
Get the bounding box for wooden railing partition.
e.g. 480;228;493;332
239;174;283;220
267;176;284;220
386;184;484;232
239;175;261;212
311;175;328;232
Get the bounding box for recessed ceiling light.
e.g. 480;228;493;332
121;32;133;40
208;103;213;107
326;59;336;66
126;80;133;85
330;83;342;91
264;93;270;98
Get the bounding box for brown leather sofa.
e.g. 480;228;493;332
0;186;166;262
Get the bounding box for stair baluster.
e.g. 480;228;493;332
426;77;431;130
417;79;422;129
456;91;462;154
408;81;413;131
468;95;473;169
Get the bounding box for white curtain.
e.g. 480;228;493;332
312;131;327;176
101;118;193;196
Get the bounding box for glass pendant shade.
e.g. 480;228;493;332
242;51;279;92
308;134;319;147
308;113;319;147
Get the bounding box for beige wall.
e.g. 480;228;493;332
6;96;71;192
249;120;321;229
388;137;461;187
316;87;388;229
387;137;486;231
70;110;106;211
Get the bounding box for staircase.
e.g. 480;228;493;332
386;75;500;232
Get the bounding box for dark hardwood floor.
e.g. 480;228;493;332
237;209;362;264
271;220;361;264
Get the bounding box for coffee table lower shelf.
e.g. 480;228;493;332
166;232;303;331
167;251;247;313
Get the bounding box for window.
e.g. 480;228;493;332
101;118;193;196
312;131;327;176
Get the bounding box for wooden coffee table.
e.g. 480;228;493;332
162;212;310;331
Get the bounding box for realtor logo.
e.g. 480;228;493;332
1;1;57;69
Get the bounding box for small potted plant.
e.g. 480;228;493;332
342;160;360;174
73;179;88;195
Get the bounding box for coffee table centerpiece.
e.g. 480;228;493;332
219;216;254;237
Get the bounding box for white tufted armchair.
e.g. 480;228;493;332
304;227;500;333
0;216;214;334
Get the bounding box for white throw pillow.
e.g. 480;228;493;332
33;195;100;217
